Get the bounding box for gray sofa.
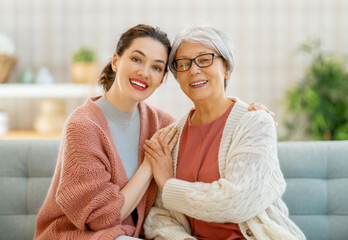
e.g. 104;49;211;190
0;140;347;240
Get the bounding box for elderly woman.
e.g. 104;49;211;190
143;26;306;240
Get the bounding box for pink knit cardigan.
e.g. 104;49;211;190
34;97;176;240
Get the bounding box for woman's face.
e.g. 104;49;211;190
175;42;229;104
111;37;167;103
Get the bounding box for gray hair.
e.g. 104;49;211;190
169;25;235;81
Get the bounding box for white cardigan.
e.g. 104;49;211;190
144;98;306;240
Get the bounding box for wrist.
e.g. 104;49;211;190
159;178;169;190
140;160;152;176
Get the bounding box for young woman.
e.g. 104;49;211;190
144;26;306;240
34;24;178;240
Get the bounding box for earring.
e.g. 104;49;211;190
225;72;231;80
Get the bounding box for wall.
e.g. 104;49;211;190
0;0;347;136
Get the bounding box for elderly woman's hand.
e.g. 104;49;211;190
144;126;179;189
248;102;278;126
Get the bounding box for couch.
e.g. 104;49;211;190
0;140;347;240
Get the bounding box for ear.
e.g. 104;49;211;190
224;71;231;80
111;53;118;72
223;60;231;79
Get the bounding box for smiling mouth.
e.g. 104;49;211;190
130;79;148;90
190;80;208;87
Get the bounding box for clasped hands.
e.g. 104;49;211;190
143;126;179;190
143;102;276;190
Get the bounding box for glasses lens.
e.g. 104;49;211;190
175;59;191;71
196;54;213;67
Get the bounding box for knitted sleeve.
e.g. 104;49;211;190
144;189;195;240
56;120;125;231
161;111;286;224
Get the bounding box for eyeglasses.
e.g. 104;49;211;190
172;53;222;72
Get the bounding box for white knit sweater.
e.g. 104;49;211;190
144;98;306;240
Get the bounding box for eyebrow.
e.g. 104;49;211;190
132;50;166;65
177;50;212;59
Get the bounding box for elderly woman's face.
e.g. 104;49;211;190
175;42;228;103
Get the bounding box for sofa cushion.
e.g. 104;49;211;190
0;140;60;240
1;140;348;240
278;141;348;240
0;215;37;240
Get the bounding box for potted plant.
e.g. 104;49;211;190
284;39;348;140
71;47;99;84
0;33;17;83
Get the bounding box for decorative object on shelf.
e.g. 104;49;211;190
36;67;54;84
20;68;35;84
284;39;348;140
0;110;9;135
71;47;99;84
34;99;66;134
0;33;17;83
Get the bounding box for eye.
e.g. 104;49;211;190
132;57;141;63
153;65;163;72
177;60;190;69
198;57;210;63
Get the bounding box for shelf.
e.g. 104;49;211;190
0;130;61;139
0;83;103;98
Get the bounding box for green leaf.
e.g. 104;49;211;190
284;39;348;140
72;47;96;62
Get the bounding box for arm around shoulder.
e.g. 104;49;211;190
160;111;285;223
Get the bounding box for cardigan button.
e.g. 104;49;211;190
246;229;253;236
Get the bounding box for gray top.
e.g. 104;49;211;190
95;96;140;179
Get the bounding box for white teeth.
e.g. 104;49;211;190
190;80;208;86
130;80;147;88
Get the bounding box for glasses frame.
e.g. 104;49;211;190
172;53;222;72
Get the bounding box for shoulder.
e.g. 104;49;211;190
240;110;275;131
241;110;274;126
64;97;108;138
229;97;274;128
225;97;276;139
231;110;277;147
139;101;177;128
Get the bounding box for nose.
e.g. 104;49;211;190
190;61;201;75
137;65;150;79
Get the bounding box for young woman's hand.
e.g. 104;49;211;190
149;125;179;151
141;126;175;168
143;126;179;189
248;102;278;126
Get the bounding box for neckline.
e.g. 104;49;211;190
189;99;235;126
96;96;139;124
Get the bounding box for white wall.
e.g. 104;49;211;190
0;0;347;136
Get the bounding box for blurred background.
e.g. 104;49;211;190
0;0;347;140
